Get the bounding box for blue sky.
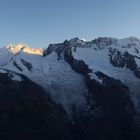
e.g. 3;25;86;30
0;0;140;48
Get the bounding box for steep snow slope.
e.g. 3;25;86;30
0;47;14;66
2;50;88;115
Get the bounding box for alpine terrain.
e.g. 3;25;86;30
0;37;140;140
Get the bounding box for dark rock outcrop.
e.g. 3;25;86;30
109;49;137;70
13;61;23;71
20;59;33;71
109;48;140;78
91;37;117;48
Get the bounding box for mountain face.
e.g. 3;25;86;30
0;37;140;140
0;69;73;140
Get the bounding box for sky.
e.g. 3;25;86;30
0;0;140;48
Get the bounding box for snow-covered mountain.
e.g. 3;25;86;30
6;44;43;55
0;37;140;140
0;37;140;110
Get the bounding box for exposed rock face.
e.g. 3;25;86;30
109;49;136;70
13;61;23;71
109;48;140;78
135;67;140;78
20;59;33;71
91;37;117;48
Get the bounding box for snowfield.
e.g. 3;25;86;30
1;47;88;115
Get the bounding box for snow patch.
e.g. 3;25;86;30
11;74;22;81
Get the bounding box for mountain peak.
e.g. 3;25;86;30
6;44;26;54
6;44;44;55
